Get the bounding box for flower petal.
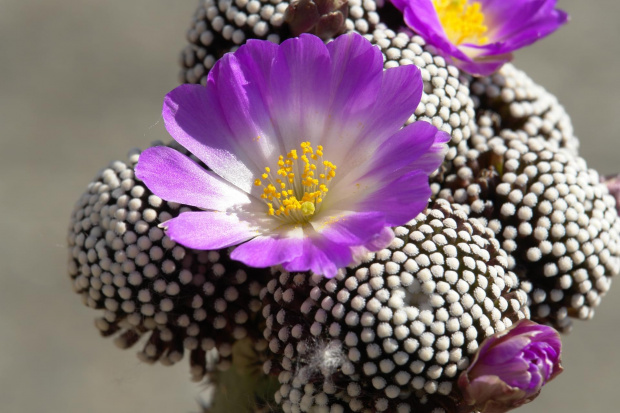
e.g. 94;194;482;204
135;146;251;210
163;211;257;250
163;84;255;193
402;0;450;49
208;40;283;168
282;234;354;278
313;211;388;246
323;63;426;187
230;230;305;268
163;40;280;193
325;32;384;124
268;34;332;148
352;170;432;227
366;121;450;179
451;54;509;77
357;62;424;145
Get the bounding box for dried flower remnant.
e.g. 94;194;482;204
284;0;349;40
390;0;568;75
458;320;562;413
137;33;449;278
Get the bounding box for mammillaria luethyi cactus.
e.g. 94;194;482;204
68;1;619;412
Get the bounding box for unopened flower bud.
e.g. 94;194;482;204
457;320;563;413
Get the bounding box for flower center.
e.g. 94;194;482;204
254;141;336;223
433;0;489;45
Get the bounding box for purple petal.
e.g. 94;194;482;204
268;33;387;159
480;336;532;365
357;170;432;226
230;233;304;268
483;0;567;48
314;211;387;246
268;34;332;147
402;0;449;49
496;9;568;51
163;40;280;193
321;63;426;180
481;0;549;37
450;53;510;77
362;227;395;251
206;40;283;164
389;0;408;12
474;357;532;389
366;121;450;179
282;234;354;278
318;64;427;194
357;63;424;145
135;146;250;210
325;32;384;122
459;320;563;411
402;1;465;60
162;84;255;192
350;227;396;264
163;211;257;250
602;174;620;214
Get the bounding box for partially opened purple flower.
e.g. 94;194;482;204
136;33;449;278
458;320;563;413
390;0;568;76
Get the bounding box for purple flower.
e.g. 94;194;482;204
457;320;563;413
135;33;449;278
390;0;568;76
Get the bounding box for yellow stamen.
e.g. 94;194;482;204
433;0;489;45
254;142;337;222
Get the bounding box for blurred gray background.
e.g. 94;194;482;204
0;1;618;412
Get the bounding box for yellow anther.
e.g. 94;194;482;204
433;0;488;45
255;142;336;222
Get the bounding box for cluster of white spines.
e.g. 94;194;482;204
261;200;528;411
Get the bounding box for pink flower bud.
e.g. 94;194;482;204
457;320;563;413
